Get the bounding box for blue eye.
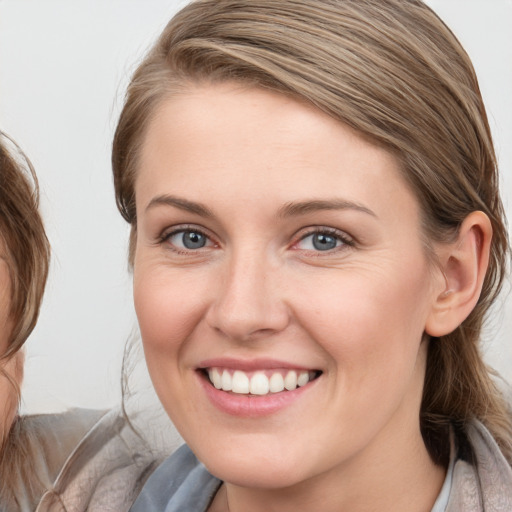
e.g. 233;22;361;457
166;229;210;250
296;231;348;252
312;233;338;251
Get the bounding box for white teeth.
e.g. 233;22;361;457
209;368;222;389
284;370;298;391
250;373;270;395
297;371;309;387
207;368;316;395
269;373;285;393
221;370;232;391
232;370;250;394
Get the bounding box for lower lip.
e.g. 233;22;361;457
198;372;318;418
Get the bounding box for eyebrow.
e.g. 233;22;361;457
145;195;376;219
145;195;214;217
278;199;377;218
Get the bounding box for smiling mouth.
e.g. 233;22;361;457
203;368;322;396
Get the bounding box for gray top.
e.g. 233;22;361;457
129;444;221;512
130;421;512;512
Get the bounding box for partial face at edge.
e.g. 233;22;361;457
0;251;22;445
0;255;12;355
132;83;444;488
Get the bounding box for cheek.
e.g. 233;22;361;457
133;264;210;358
291;268;431;455
132;263;223;433
295;260;432;384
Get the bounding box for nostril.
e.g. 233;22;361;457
205;307;290;342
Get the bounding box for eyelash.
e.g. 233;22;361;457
292;227;354;254
158;225;354;255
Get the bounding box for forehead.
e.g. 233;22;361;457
136;83;420;221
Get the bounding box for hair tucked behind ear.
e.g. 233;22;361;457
112;0;512;464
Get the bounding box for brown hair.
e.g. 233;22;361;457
112;0;512;463
0;132;50;505
0;132;50;361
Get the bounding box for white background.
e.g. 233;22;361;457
0;0;510;414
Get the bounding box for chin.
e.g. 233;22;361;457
193;438;311;489
207;458;306;489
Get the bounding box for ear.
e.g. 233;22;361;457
425;211;492;337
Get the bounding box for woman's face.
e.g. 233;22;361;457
133;83;443;489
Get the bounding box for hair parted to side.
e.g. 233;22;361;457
112;0;511;463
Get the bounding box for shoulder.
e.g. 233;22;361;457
129;444;221;512
0;408;105;511
36;406;183;512
23;408;107;465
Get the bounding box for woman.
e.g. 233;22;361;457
0;130;54;509
0;133;111;511
0;131;49;444
111;0;512;510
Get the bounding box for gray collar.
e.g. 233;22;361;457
447;421;512;511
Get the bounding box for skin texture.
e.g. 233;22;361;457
0;254;21;445
133;83;451;512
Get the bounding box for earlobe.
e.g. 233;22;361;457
425;211;492;337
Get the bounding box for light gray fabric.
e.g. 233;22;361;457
35;407;182;512
129;421;512;512
0;409;105;512
446;421;512;511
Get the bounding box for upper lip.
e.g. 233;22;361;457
197;357;318;372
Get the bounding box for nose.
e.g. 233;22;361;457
205;250;290;341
